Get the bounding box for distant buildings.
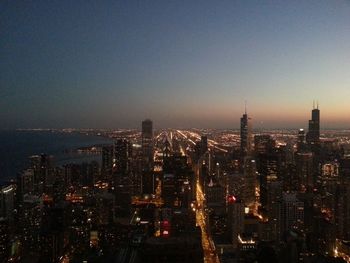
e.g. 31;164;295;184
5;103;350;262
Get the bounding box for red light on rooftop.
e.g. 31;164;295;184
227;195;236;203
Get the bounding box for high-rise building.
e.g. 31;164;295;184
81;161;99;186
113;139;133;215
206;180;225;207
0;184;16;223
240;110;252;158
200;135;208;155
101;145;114;179
243;157;257;207
161;155;193;209
115;139;132;175
254;134;277;210
194;135;208;162
0;218;9;261
142;119;154;171
258;152;278;210
267;181;283;241
254;135;275;155
227;198;244;248
30;154;54;194
281;193;304;234
295;152;314;191
19;169;35;195
297;129;306;152
335;177;350;240
306;102;320;145
334;160;350;240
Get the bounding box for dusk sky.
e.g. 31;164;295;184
1;1;350;129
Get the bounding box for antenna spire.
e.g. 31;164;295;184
313;100;315;109
245;100;247;114
317;100;319;109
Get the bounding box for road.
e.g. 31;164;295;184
196;169;220;263
154;129;222;262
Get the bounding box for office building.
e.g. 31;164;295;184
102;145;114;179
115;139;132;175
142;119;154;171
306;103;320;146
295;152;314;191
281;193;304;234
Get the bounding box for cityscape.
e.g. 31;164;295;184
1;1;350;263
2;106;350;262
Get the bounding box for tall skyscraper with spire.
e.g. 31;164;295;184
240;104;252;158
306;101;320;145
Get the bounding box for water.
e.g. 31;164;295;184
0;130;112;183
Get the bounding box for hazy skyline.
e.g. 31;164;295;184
1;1;350;129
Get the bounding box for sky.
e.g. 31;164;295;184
1;1;350;129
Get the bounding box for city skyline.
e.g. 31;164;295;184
1;1;350;129
3;2;350;262
1;102;350;130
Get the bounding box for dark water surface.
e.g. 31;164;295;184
0;130;112;183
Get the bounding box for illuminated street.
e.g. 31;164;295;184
196;174;220;263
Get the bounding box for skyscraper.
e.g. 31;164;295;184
243;157;257;207
240;109;252;158
297;129;306;152
281;193;304;234
115;139;132;175
227;198;245;248
259;152;278;210
142;119;154;171
306;102;320;145
254;135;275;155
0;184;16;223
200;135;208;155
295;152;314;191
30;154;54;194
102;145;114;179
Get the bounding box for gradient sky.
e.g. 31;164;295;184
1;1;350;129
